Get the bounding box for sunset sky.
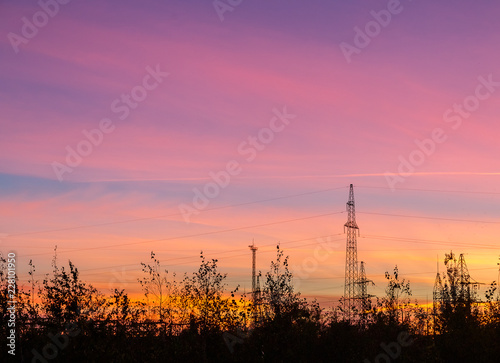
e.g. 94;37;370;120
1;0;500;306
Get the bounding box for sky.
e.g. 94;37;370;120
1;0;500;306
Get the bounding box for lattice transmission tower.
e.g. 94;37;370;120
433;257;443;309
437;251;484;305
343;184;360;319
358;261;374;312
457;253;473;301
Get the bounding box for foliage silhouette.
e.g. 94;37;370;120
0;249;499;362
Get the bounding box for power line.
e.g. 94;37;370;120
18;237;347;281
7;184;500;239
13;226;499;284
358;211;500;224
18;234;345;280
9;207;499;251
14;229;500;280
8;209;498;255
16;252;499;292
361;234;500;250
6;186;349;237
17;211;345;258
358;185;500;195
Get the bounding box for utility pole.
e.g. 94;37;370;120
343;184;360;321
249;241;258;301
249;241;260;322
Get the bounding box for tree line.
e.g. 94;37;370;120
1;246;499;362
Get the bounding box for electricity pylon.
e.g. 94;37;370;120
358;261;374;312
433;257;443;309
343;184;360;320
440;251;484;305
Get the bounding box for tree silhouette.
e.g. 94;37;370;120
138;251;178;324
1;246;499;362
181;251;243;333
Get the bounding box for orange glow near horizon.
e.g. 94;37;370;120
1;0;499;310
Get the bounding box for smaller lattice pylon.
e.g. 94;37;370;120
457;253;472;301
443;251;485;304
358;261;374;312
458;253;486;302
433;256;443;309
